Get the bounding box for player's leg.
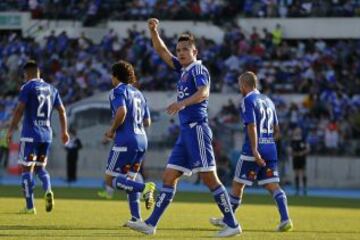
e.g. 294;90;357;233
127;137;187;235
301;159;307;195
124;152;155;226
34;143;54;212
293;157;300;195
18;141;36;214
259;162;292;232
103;147;155;198
189;123;240;237
209;157;255;229
127;168;182;235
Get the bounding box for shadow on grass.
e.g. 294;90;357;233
1;185;360;209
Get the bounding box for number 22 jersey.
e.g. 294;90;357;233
240;90;278;161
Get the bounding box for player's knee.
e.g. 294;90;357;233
264;183;280;193
104;175;113;187
162;170;179;186
231;181;245;196
200;172;220;189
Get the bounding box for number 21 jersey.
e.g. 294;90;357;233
19;78;63;143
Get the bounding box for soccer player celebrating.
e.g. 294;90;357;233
127;18;241;237
210;72;293;232
100;60;156;225
7;60;69;214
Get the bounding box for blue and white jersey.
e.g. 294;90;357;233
172;57;210;126
19;78;62;142
240;90;278;161
109;83;150;150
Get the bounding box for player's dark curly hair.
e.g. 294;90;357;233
111;60;136;84
178;32;196;46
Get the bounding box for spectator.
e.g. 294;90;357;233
64;128;82;183
288;126;310;196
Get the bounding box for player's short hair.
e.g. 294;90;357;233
112;60;136;84
239;71;258;89
178;32;196;47
23;60;39;73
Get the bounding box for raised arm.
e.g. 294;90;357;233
148;18;175;69
56;104;70;144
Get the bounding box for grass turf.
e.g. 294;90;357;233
0;185;359;240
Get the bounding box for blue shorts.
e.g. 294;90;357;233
18;139;51;167
167;122;216;175
105;144;145;178
233;154;280;186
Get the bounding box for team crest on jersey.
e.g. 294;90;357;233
248;170;256;180
265;168;273;177
132;163;141;172
28;154;35;161
180;72;188;82
122;164;131;173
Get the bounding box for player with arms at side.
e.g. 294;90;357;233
7;60;69;214
100;60;156;225
127;18;241;237
210;71;293;232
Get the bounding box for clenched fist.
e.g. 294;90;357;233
148;18;159;31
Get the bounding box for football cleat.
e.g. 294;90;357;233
122;218;142;227
209;217;226;228
277;219;294;232
127;220;156;235
142;182;156;210
97;190;113;199
45;190;54;212
19;207;37;215
215;224;242;237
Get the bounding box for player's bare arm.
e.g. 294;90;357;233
274;124;281;141
56;104;69;144
6;102;25;144
147;18;175;69
106;106;126;139
247;123;266;167
166;85;209;116
144;118;151;127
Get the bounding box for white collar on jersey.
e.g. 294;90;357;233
28;78;44;83
182;60;202;72
244;89;260;99
115;82;124;89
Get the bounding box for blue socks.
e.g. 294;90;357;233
212;185;238;228
128;192;141;220
112;175;145;193
35;167;51;192
21;172;34;209
229;193;242;212
146;185;175;227
273;189;290;222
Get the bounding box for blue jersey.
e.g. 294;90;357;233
172;57;210;126
240;90;278;161
109;83;150;150
19;78;62;142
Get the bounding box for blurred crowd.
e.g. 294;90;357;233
1;22;360;157
1;0;360;26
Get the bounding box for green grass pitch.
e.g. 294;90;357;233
0;186;359;239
